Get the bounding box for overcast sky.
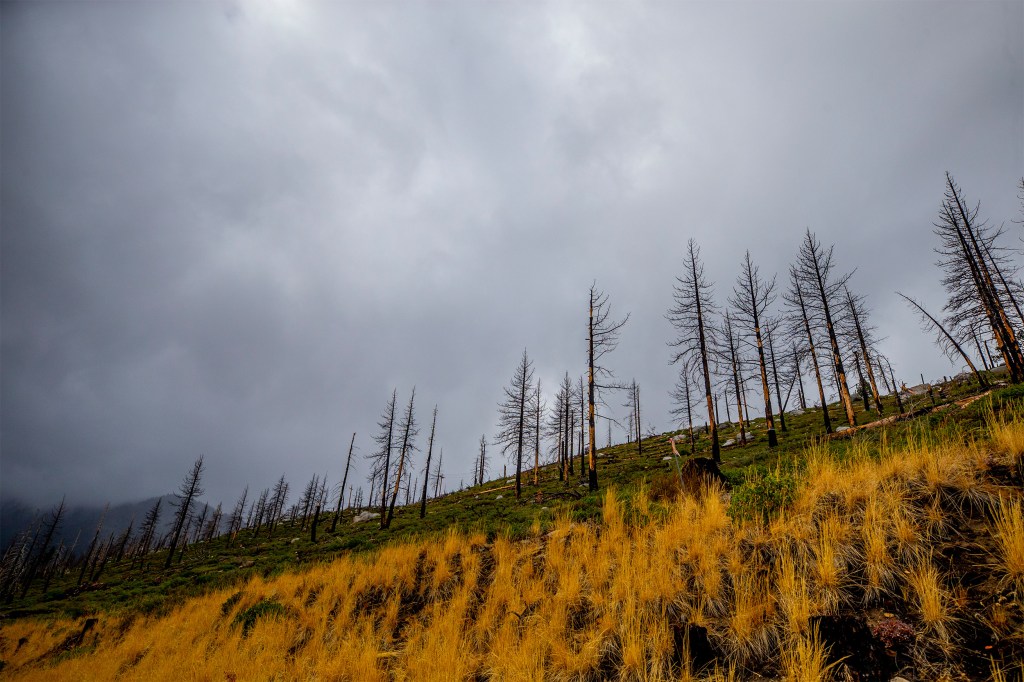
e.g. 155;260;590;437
2;1;1022;511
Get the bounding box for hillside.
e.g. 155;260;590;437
0;382;1022;679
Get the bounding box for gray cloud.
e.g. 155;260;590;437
2;1;1021;509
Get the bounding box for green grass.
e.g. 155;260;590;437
1;370;1019;621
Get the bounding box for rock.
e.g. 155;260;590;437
541;507;548;511
290;538;299;544
836;426;851;432
722;439;735;447
239;560;255;569
495;495;503;500
662;456;673;461
352;510;380;524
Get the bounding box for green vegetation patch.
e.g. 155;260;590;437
231;598;285;637
728;464;797;523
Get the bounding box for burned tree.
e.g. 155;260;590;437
432;448;445;498
533;380;542;486
785;266;832;432
369;390;398;530
842;286;885;414
549;373;575;481
670;360;699;454
226;487;248;546
419;407;437;519
793;230;856;427
934;174;1023;382
385;388;418;529
765;323;788;431
330;433;357;532
477;435;488;486
668;240;721;462
266;475;289;537
720;311;748;445
496;349;537;500
730;251;779;446
19;498;65;597
586;284;629;490
164;457;204;569
623;380;642;457
133;497;162;567
898;292;986;387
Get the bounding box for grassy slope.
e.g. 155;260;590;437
0;377;998;621
1;380;1022;679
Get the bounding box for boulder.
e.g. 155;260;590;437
352;510;380;524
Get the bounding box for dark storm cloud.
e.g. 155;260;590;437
2;1;1021;509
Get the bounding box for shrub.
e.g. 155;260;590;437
728;466;797;523
231;598;285;637
220;591;243;617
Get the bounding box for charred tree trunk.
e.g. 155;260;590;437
332;432;357;532
419;408;437;519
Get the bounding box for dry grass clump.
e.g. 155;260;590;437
993;495;1024;592
3;408;1024;680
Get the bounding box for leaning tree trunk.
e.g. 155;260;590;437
898;293;986;388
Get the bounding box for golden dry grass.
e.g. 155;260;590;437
3;410;1024;680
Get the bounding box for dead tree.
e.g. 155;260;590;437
432;448;444;498
164;457;204;569
477;435;488;486
578;376;586;476
881;355;905;413
793;230;856;427
250;488;269;538
225;487;247;546
298;475;319;530
721;311;748;445
266;475;289;537
419;407;438;519
670;360;698;454
385;388;418;528
787;268;834;431
623;380;642;457
132;498;163;568
329;433;357;532
550;373;575;481
369;390;398;530
729;251;779;446
898;292;986;386
533;380;542;486
20;498;65;597
765;323;788;431
841;286;885;415
668;240;721;461
586;284;629;490
934;174;1023;382
497;349;537;499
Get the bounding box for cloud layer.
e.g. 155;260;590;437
2;1;1021;509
